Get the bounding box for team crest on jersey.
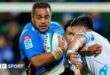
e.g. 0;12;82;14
23;35;33;49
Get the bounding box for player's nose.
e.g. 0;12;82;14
41;18;45;24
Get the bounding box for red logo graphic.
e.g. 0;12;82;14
23;35;31;40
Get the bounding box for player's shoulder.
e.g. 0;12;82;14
23;22;34;31
22;22;38;33
49;21;64;35
91;31;109;43
20;22;39;39
50;21;61;27
80;31;94;37
50;21;63;29
50;21;60;25
79;31;95;43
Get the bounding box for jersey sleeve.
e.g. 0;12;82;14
79;32;95;43
20;31;44;60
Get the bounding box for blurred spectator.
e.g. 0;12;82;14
5;19;26;75
88;12;103;34
61;12;73;26
6;19;21;63
0;32;15;75
0;33;14;64
62;12;73;23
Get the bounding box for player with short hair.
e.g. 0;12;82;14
67;14;110;75
64;19;82;75
19;2;67;75
64;19;102;75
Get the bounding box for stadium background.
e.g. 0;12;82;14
0;0;110;75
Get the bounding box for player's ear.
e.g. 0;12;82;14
31;13;33;18
81;26;86;32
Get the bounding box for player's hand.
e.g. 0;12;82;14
68;52;82;69
88;43;102;56
80;44;102;56
58;35;67;52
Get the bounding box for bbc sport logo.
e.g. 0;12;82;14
0;64;24;69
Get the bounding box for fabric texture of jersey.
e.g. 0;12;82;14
80;31;110;75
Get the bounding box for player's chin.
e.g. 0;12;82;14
39;28;48;32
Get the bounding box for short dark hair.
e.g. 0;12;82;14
32;2;51;14
64;19;73;31
71;14;94;30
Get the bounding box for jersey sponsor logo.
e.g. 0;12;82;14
99;65;109;75
23;35;33;49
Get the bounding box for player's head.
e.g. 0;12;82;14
71;14;94;35
64;19;73;42
31;2;51;32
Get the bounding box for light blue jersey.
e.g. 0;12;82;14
19;21;65;75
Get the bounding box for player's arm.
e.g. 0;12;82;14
67;33;102;56
80;44;102;56
30;48;62;68
67;34;86;53
30;35;67;68
68;52;83;75
67;34;85;71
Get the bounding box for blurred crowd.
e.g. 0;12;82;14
0;15;26;75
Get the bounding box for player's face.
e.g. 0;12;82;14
31;8;51;32
65;26;74;42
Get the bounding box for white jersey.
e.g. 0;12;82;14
81;31;110;75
